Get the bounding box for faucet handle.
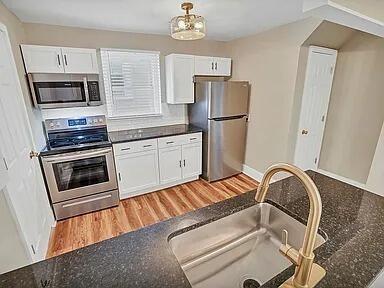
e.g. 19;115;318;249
282;229;288;246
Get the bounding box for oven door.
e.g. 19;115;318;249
33;81;88;108
42;148;118;203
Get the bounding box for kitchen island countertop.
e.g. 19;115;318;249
1;171;384;287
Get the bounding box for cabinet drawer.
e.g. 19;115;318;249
158;133;202;148
183;133;202;144
114;139;158;155
53;190;119;220
158;135;186;148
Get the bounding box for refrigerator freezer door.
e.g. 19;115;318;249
206;116;247;181
208;81;249;119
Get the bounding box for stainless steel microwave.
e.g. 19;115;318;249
27;74;102;109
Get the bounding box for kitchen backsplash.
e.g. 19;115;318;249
40;103;188;131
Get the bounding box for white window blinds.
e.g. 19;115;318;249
101;49;161;118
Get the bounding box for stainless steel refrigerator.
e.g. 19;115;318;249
188;78;250;182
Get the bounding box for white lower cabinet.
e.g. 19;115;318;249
182;143;202;178
159;146;183;184
115;149;159;199
113;133;202;199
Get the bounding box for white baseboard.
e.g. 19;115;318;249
120;175;199;200
242;165;264;182
316;169;366;190
242;164;292;183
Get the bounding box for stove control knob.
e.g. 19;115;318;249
94;119;98;124
55;122;60;127
49;123;54;128
98;118;103;123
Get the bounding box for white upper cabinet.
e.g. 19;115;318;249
166;54;195;104
21;45;99;74
20;45;64;74
194;56;215;76
166;54;232;104
61;47;98;74
214;57;232;76
194;56;232;76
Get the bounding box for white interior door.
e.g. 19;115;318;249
294;46;338;170
0;25;54;262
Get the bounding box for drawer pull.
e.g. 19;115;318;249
143;145;153;148
62;195;112;208
190;137;197;140
121;147;131;151
166;141;174;144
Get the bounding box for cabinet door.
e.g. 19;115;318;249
182;143;202;178
61;47;99;74
21;45;64;73
214;57;232;76
166;54;195;104
158;146;182;184
116;150;159;198
194;56;215;76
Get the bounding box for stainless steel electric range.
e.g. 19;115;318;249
40;115;118;220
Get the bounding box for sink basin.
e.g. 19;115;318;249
169;203;326;288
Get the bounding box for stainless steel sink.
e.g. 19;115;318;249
169;203;326;288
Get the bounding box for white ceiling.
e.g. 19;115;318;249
2;0;309;41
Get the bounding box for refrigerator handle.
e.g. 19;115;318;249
210;115;247;121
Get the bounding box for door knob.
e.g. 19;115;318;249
29;151;40;159
301;129;309;135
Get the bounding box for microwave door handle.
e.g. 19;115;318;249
83;77;90;106
43;148;111;163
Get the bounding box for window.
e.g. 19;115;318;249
101;49;161;118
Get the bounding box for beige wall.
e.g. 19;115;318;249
226;18;322;172
0;2;45;148
319;31;384;183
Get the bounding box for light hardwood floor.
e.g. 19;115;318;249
46;173;258;258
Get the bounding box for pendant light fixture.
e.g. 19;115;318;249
170;2;206;40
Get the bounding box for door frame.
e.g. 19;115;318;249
0;22;54;262
294;45;338;170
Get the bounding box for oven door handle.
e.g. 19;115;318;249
43;148;112;163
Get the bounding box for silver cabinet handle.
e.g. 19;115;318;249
118;172;121;181
57;54;61;66
211;62;214;70
166;141;174;144
143;145;152;148
179;160;182;168
215;62;217;70
64;54;68;66
190;137;197;141
121;147;131;151
183;160;186;167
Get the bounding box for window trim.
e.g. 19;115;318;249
100;48;162;119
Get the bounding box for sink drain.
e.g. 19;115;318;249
242;278;261;288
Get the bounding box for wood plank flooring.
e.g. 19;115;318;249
46;173;258;258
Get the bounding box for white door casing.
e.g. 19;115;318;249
0;25;54;262
294;46;338;171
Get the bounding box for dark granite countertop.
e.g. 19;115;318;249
1;171;384;287
108;124;203;144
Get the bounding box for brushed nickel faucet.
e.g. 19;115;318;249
255;163;326;288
